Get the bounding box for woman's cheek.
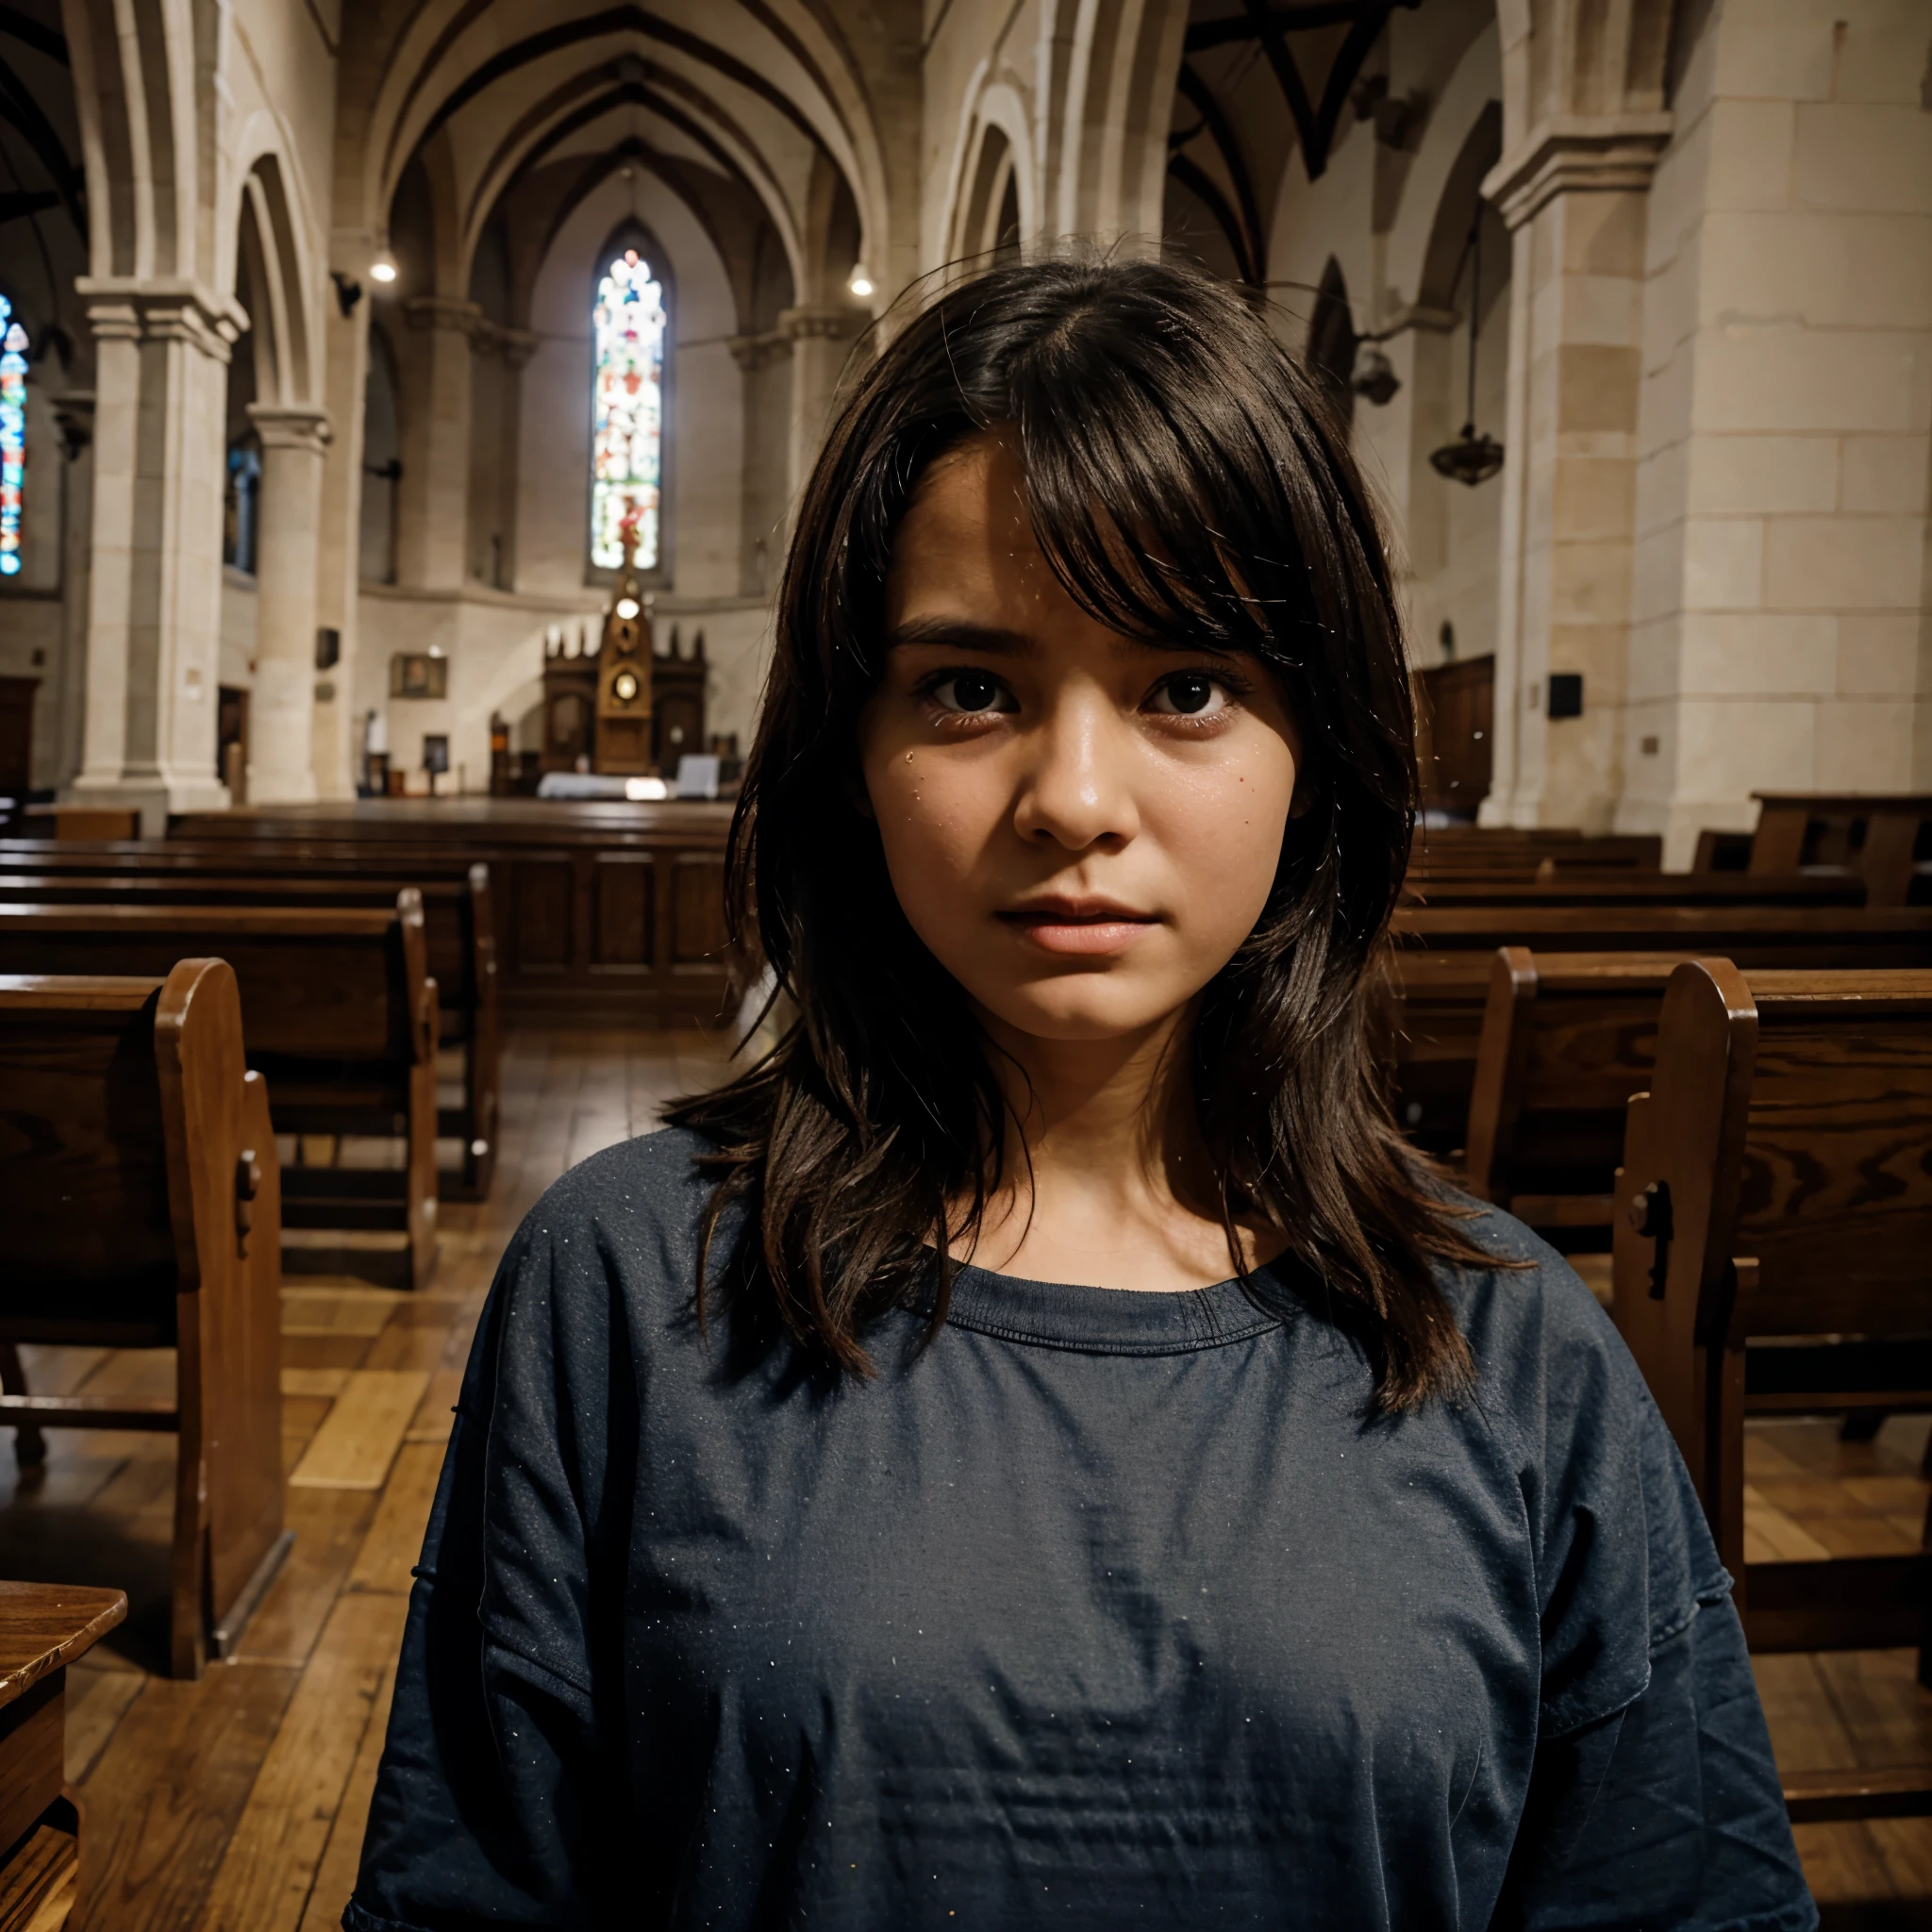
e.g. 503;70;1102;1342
873;766;989;931
1153;761;1292;948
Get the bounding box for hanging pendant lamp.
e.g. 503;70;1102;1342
1430;207;1505;488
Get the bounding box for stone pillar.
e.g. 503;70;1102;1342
312;263;370;799
779;306;867;506
467;321;538;589
729;329;792;593
48;391;95;790
1617;0;1932;862
1477;123;1669;833
66;281;243;830
394;297;477;589
247;406;331;806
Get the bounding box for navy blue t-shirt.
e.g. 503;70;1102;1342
347;1127;1814;1930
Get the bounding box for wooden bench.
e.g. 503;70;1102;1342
1609;961;1932;1823
1406;872;1864;909
1462;949;1696;1259
1748;792;1932;908
1389;906;1932;1154
0;962;286;1676
0;1581;126;1919
1612;962;1932;1659
1409;826;1663;870
0;901;439;1291
166;797;737;1024
0;862;498;1203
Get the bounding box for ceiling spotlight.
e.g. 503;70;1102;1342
369;248;399;285
848;262;874;299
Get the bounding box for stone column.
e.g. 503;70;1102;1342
1477;122;1670;833
312;265;370;799
467;321;538;589
779;306;867;507
48;391;95;790
1617;0;1932;861
394;297;478;589
66;281;243;831
247;406;331;805
729;329;792;594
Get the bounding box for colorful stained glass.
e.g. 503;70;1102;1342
0;295;25;578
590;249;665;571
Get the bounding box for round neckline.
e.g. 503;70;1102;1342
928;1257;1290;1356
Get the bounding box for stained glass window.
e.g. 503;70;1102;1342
590;249;666;571
0;294;25;578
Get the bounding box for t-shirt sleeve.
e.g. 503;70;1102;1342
345;1200;627;1932
1472;1233;1816;1929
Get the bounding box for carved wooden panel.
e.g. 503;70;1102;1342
592;858;654;967
672;856;728;965
508;859;574;972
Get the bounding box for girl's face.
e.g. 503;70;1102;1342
858;431;1302;1044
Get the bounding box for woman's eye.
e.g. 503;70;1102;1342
930;673;1011;715
1148;673;1229;718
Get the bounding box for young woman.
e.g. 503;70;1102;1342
348;258;1814;1932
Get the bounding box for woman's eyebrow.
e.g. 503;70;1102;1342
884;617;1039;655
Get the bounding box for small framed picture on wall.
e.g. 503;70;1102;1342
390;653;448;699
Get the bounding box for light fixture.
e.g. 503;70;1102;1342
615;595;640;621
612;669;640;703
1429;207;1505;488
1430;425;1505;487
369;247;399;285
1350;343;1400;408
848;262;874;299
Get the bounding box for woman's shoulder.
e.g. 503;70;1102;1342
1423;1199;1667;1474
1424;1201;1734;1727
499;1124;729;1310
1429;1199;1625;1382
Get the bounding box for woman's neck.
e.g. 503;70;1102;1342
957;1003;1267;1293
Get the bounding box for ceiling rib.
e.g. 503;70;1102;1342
1181;0;1420;180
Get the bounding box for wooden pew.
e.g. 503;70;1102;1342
1407;828;1663;876
1389;906;1932;1153
167;797;737;1025
1462;949;1693;1257
0;1581;127;1918
0;962;287;1676
1406;872;1863;909
1748;791;1932;908
1612;962;1932;1663
0;863;497;1203
0;900;439;1290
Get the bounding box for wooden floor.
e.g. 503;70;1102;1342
1;1026;1927;1928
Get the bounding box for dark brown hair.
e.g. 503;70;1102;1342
670;252;1493;1411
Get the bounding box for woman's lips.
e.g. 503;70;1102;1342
996;904;1160;957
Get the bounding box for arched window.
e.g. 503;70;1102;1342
0;294;25;577
590;248;667;572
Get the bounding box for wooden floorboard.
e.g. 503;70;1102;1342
3;1023;1927;1924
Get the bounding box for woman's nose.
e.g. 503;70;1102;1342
1010;691;1140;852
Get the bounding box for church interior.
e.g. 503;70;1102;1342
0;0;1929;1922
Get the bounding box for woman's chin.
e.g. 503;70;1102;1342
971;981;1194;1044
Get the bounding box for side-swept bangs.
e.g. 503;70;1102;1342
672;253;1493;1412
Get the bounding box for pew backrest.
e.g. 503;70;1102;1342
0;897;433;1066
1463;949;1700;1224
0;958;284;1674
1612;962;1932;1529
